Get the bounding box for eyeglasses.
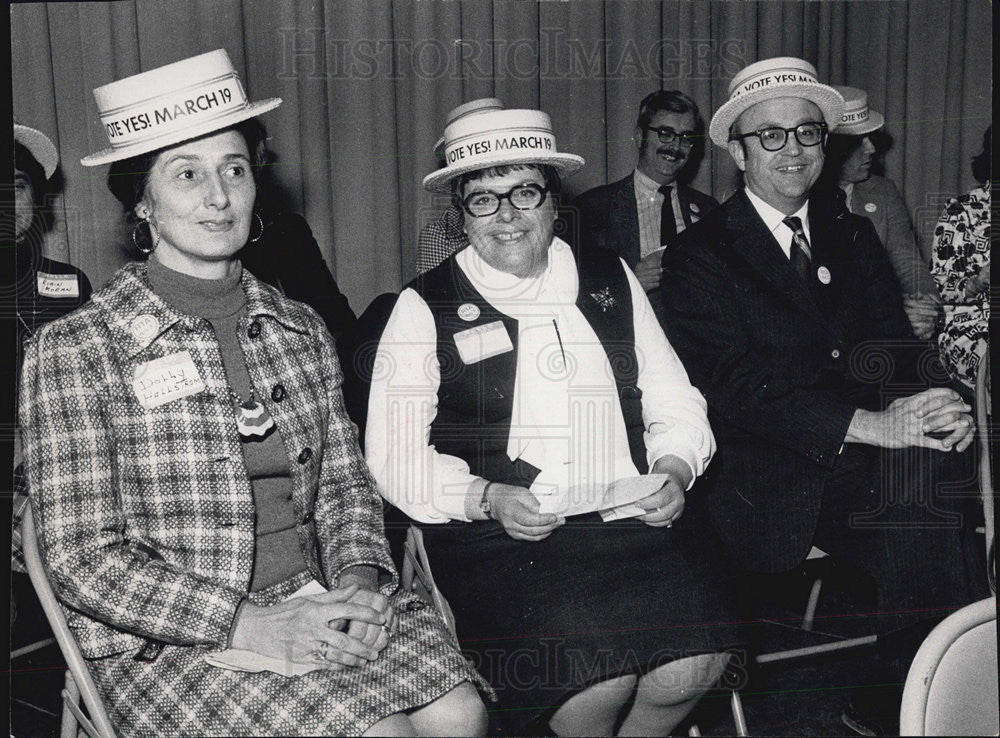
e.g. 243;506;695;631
643;126;697;148
729;122;828;151
461;183;550;217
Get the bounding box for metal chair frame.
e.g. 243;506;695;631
974;354;994;593
21;505;118;738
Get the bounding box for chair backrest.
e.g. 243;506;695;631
339;292;400;447
400;525;459;646
899;597;998;736
975;354;993;592
21;506;118;738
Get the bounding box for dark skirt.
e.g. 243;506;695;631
420;494;744;733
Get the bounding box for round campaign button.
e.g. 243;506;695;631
458;303;480;322
864;202;877;213
817;266;832;285
689;202;700;214
130;314;160;342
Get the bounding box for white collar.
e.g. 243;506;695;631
744;187;810;237
634;167;674;198
456;237;579;313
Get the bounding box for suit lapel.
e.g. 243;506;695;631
612;174;641;267
721;191;822;319
807;193;851;312
677;186;693;229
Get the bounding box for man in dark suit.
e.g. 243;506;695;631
660;57;983;736
572;90;717;297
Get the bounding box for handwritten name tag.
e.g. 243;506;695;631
453;321;513;364
132;351;206;410
37;272;80;299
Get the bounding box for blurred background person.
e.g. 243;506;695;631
574;90;717;321
10;122;92;617
931;125;991;394
818;86;940;339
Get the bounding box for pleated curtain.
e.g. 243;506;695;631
11;0;992;311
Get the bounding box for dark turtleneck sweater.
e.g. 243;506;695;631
146;257;307;591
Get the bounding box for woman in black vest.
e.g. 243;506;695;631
366;104;743;735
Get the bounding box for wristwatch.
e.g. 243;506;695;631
479;482;495;520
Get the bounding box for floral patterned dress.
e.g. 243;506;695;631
931;185;990;390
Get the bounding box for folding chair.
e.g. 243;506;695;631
754;546;877;665
974;355;994;593
21;506;118;738
899;597;998;736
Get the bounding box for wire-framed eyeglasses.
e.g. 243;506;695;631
729;122;828;152
461;183;550;217
643;126;697;148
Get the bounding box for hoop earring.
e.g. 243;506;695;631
249;212;264;243
131;218;160;255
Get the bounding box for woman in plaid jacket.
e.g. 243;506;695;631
18;51;487;737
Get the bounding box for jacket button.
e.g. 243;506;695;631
830;349;841;359
297;447;313;464
271;384;286;402
247;321;262;339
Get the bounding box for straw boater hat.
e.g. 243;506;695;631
831;86;885;136
423;105;585;193
14;124;59;179
708;56;845;148
80;49;281;166
432;97;505;160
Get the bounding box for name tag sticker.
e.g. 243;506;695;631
453;321;513;364
132;351;206;410
37;272;80;298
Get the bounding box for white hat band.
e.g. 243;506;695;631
841;107;870;125
730;67;821;99
99;72;248;150
444;126;556;168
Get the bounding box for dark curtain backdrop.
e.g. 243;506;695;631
11;0;992;312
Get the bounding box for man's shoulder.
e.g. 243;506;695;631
678;183;720;209
853;174;900;201
572;174;632;206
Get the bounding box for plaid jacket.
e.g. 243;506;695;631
19;262;396;659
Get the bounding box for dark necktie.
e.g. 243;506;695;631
782;215;812;282
659;184;676;247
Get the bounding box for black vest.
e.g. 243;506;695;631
408;245;648;489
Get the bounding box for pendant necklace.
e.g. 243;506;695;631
233;387;275;439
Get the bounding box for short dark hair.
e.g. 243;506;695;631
451;163;562;206
971;125;991;184
636;90;700;131
14;141;48;206
106;117;269;213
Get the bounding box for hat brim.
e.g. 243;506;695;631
422;152;585;193
14;124;59;179
80;98;282;167
834;110;885;137
709;83;845;148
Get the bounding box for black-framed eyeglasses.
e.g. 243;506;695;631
729;122;828;151
643;126;697;148
461;183;550;217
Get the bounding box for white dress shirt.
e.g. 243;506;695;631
634;168;687;259
365;237;715;524
744;187;811;259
